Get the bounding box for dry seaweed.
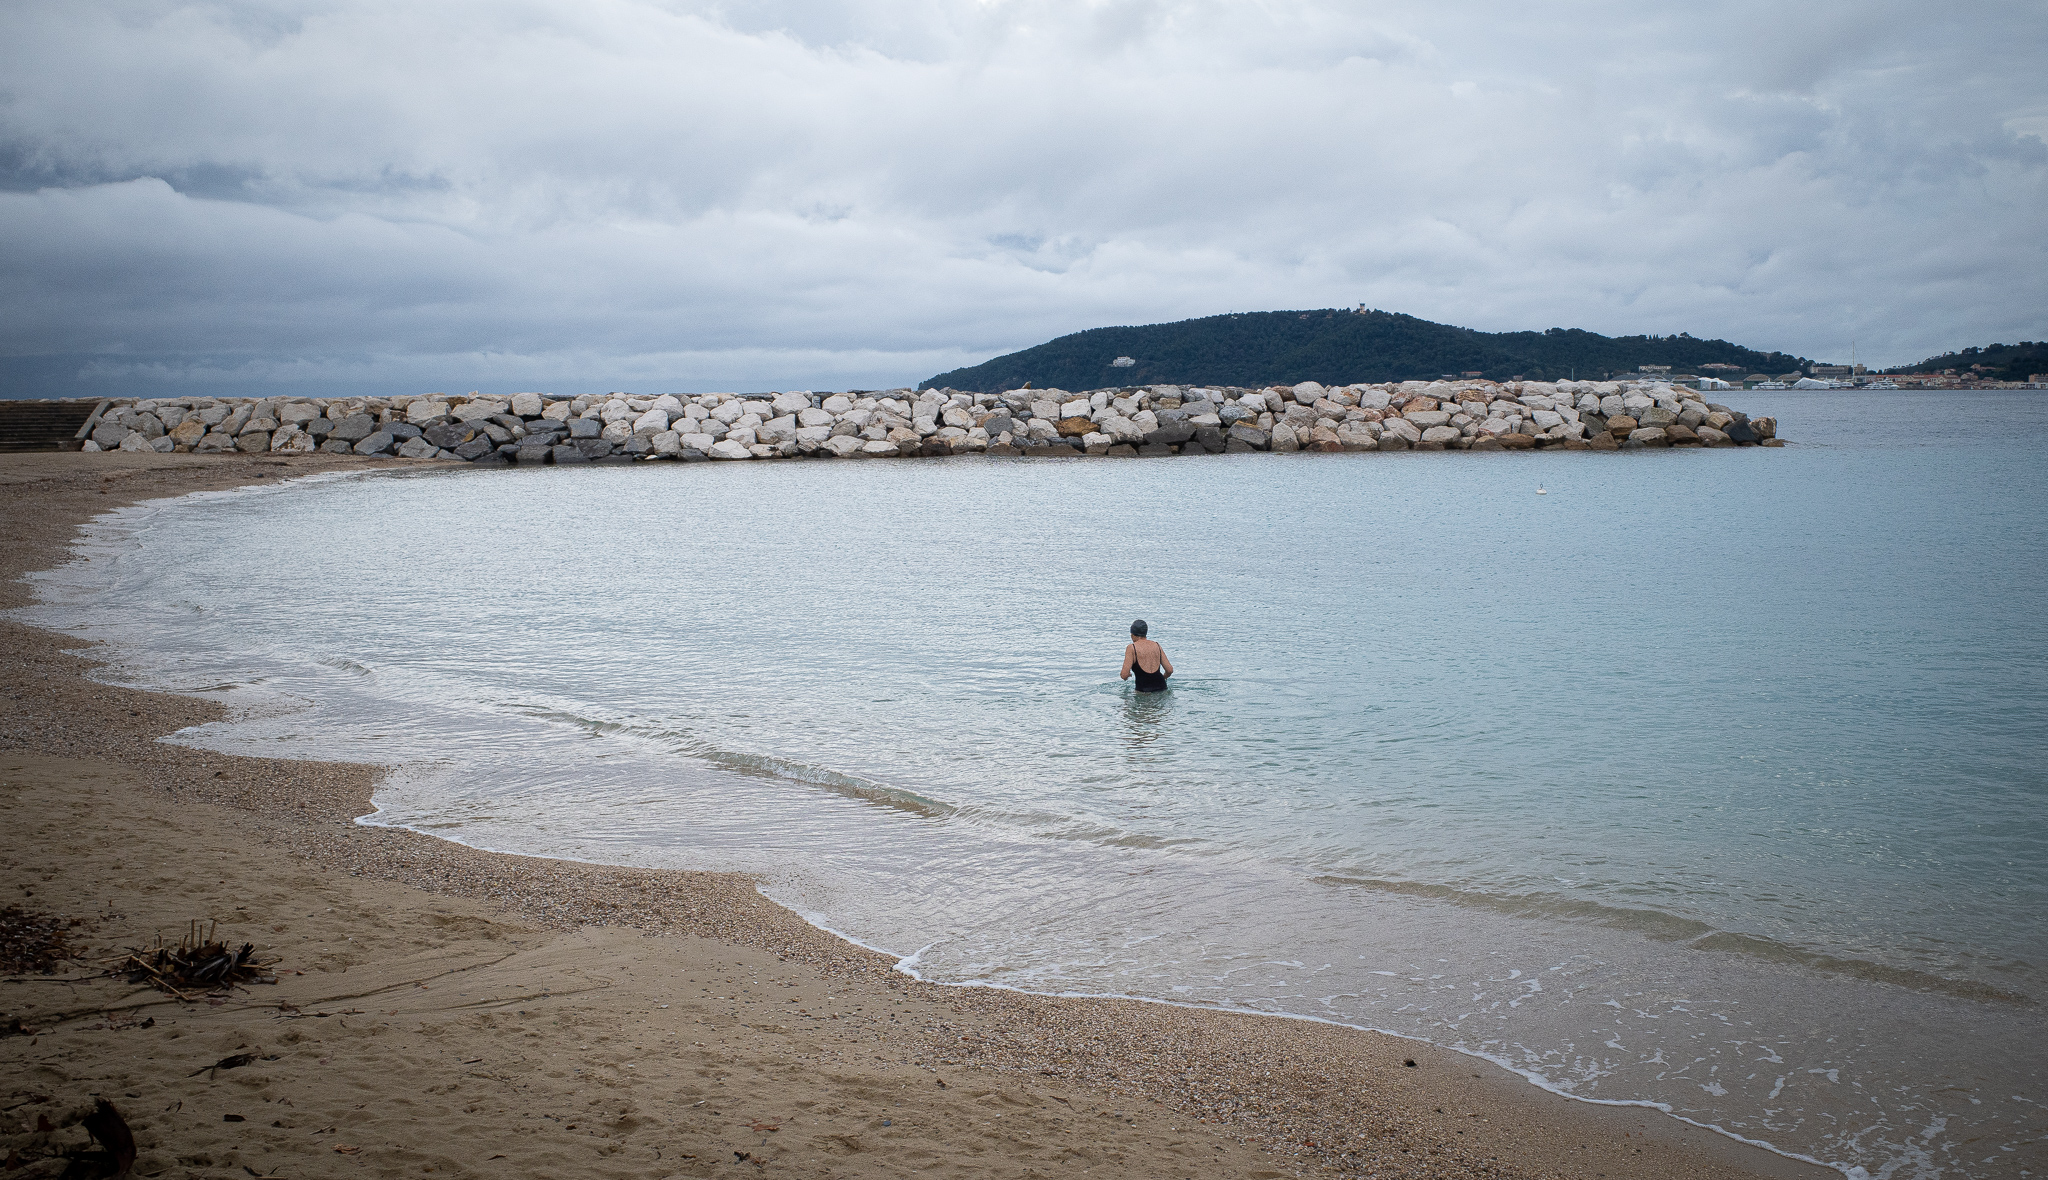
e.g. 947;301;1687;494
115;921;276;999
0;906;82;975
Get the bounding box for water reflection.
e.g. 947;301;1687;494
1119;683;1174;753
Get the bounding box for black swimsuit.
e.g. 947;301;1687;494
1132;646;1169;693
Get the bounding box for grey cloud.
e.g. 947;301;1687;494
0;0;2042;399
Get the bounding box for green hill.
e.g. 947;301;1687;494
1883;341;2047;381
922;309;1816;391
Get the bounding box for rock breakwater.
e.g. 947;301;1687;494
69;378;1781;464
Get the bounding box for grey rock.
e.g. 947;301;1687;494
510;392;544;417
1639;406;1678;427
1189;425;1225;453
1404;410;1451;428
388;422;424;441
551;443;588;464
90;420;129;445
568;418;602;440
423;422;477;449
396;436;440;459
1226;423;1270;449
1271;422;1301;452
453;436;496;460
354;431;396;455
236;429;273;453
306;417;334;438
320;439;355;455
574;438;613;459
330;413;377;442
1420;424;1462;445
709;438;753;460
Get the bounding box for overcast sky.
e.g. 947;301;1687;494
2;0;2043;397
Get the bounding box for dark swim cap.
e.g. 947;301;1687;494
1131;619;1148;637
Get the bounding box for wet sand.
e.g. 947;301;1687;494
0;451;1827;1179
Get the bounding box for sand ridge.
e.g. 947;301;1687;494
0;452;1824;1178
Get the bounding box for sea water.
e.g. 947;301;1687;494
25;391;2048;1178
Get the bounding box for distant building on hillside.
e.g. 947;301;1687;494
1110;356;1135;368
1812;365;1853;377
1638;364;1671;374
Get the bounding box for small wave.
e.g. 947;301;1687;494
1311;874;2033;1005
319;657;374;677
504;703;955;820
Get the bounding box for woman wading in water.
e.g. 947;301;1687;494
1119;619;1174;693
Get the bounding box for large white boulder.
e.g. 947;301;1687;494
271;426;316;453
651;430;683;456
680;432;716;453
632;408;670;435
708;438;753;460
454;399;509;422
510;392;545;417
798;407;834;428
820;435;863;457
759;415;798;444
406;400;451;424
1380;417;1422;445
1336;422;1379;450
771;391;812;416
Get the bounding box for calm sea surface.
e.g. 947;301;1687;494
26;391;2048;1178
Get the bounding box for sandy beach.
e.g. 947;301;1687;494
0;452;1827;1179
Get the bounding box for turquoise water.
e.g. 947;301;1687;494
27;391;2048;1178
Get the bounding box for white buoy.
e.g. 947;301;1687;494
1536;485;1547;495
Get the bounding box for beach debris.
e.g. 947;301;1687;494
187;1053;278;1079
332;1144;360;1155
747;1119;779;1133
116;922;276;999
1403;1059;1417;1068
0;906;83;976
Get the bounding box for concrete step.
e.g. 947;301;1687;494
0;399;104;452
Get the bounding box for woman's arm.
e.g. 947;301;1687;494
1161;648;1174;678
1119;643;1136;680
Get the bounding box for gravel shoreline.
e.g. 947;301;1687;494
0;452;1821;1179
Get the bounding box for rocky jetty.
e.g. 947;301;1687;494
70;378;1781;464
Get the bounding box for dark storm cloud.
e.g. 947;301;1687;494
1;0;2042;397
